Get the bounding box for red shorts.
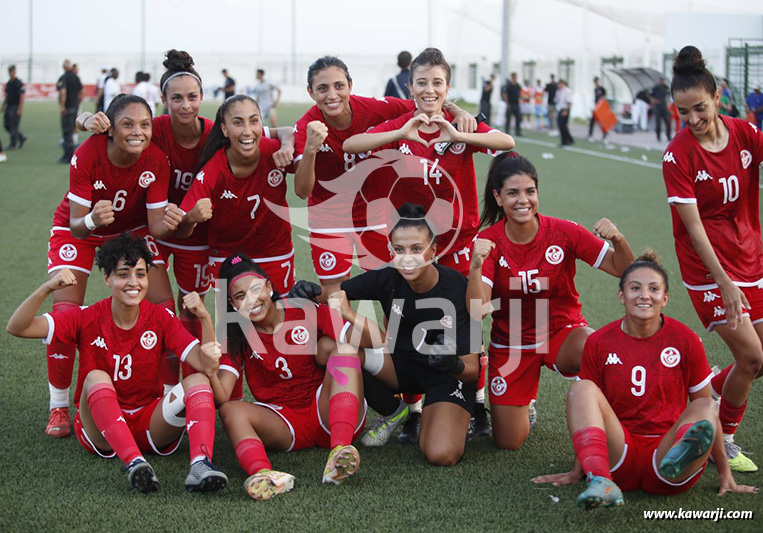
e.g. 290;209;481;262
488;324;585;406
309;230;391;279
611;424;707;495
209;249;296;294
156;241;212;295
687;284;763;331
48;226;165;275
73;397;183;457
253;386;366;451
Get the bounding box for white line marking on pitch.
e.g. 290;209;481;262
519;138;662;170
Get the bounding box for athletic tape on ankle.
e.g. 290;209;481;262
327;355;362;386
162;383;186;427
363;348;385;375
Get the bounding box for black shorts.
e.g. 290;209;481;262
391;352;476;414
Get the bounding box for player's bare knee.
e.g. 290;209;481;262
83;369;111;390
218;401;242;425
181;372;210;390
494;431;527;451
424;445;463;466
737;351;763;378
567;379;597;402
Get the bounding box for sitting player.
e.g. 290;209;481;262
213;254;384;501
532;253;757;509
7;233;226;493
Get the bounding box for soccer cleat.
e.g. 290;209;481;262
45;407;71;438
468;403;492;440
397;411;422;445
322;444;361;485
0;153;6;163
185;458;228;493
528;399;539;429
360;406;409;447
123;458;160;493
244;469;295;501
659;420;714;479
725;441;758;473
576;473;624;510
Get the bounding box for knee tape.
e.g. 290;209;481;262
363;348;385;376
327;355;361;385
161;383;186;428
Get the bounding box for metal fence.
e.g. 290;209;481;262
726;40;763;109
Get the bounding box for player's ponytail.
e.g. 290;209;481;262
670;46;716;97
196;94;260;172
160;49;203;96
218;253;279;364
480;151;538;228
618;250;669;292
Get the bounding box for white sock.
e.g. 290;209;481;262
49;383;70;410
406;399;423;414
723;433;735;444
191;455;205;465
476;387;485;404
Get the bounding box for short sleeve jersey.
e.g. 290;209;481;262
44;298;198;411
293;95;414;229
341;264;477;362
52;135;170;237
180;138;293;259
4;78;25;106
57;71;82;109
663;116;763;288
219;303;349;409
151;114;215;247
363;110;499;253
579;316;712;436
479;215;609;347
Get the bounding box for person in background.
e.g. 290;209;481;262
221;69;236;99
132;72;161;117
384;51;412;100
251;69;282;128
545;74;558;135
480;74;495;125
534;79;546;130
56;59;82;164
745;82;763;130
586;77;607;142
95;65;108;113
650;77;672;142
103;68;121;112
633;88;650;132
502;72;522;137
555;79;573;146
2;65;27;150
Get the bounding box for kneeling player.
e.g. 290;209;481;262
532;254;757;509
214;254;382;500
7;233;226;493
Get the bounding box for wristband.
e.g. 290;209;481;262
84;212;97;231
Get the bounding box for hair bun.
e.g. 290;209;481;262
397;202;427;219
163;49;195;72
673;46;706;76
635;249;660;265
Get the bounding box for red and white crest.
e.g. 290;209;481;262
660;347;681;368
140;330;157;350
139;171;156;188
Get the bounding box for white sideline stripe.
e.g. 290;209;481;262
519;137;662;170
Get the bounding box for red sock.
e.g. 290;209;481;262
87;384;141;466
719;398;747;436
711;365;732;397
185;385;216;462
180;313;202;339
402;393;422;406
572;427;611;480
235;438;271;475
47;302;79;392
478;352;488;390
329;392;360;448
157;299;180;387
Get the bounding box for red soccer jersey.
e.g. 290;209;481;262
663;116;763;288
479;215;609;347
180;138;293;260
219;303;350;409
151;114;214;247
293;95;414;229
44;298;198;411
52;135;170;237
579;316;712;436
364;110;499;254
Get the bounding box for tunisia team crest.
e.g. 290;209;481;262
139;171;156;188
140;331;157;350
660;347;680;368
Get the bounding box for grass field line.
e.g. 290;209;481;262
519;137;663;170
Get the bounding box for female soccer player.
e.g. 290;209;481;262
467;152;633;451
212;254;381;500
7;233;227;493
77;50;295;345
343;48;515;277
662;45;763;472
44;94;182;438
532;254;757;509
295;55;476;297
175;95;299;293
293;203;481;465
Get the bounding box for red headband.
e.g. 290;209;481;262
228;272;268;297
